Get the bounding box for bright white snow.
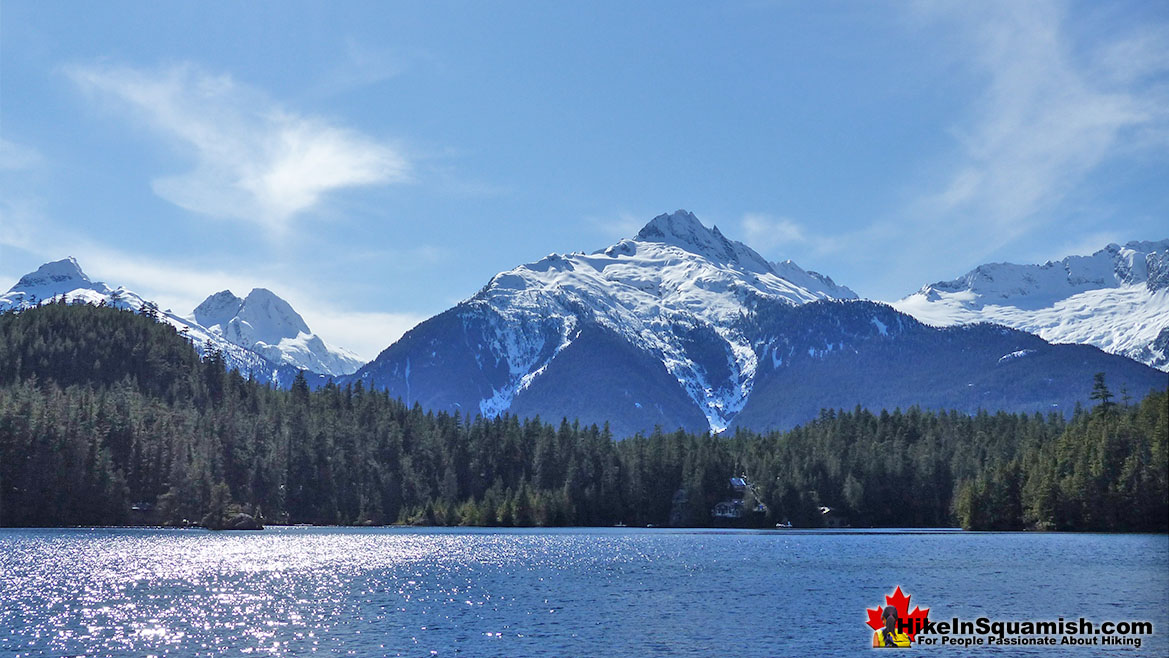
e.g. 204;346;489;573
462;210;857;431
894;240;1169;371
1;258;365;378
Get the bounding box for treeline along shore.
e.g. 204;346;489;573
1;303;1165;531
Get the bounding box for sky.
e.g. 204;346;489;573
2;0;1167;361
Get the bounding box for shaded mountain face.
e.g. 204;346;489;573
348;211;1166;436
0;258;362;384
350;210;857;433
895;240;1169;371
733;300;1166;431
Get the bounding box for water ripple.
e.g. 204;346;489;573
1;528;1165;656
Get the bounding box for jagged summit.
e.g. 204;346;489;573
191;287;360;376
193;290;244;330
7;257;111;299
916;239;1169;301
360;210;861;432
349;209;1165;436
0;258;366;378
635;209;720;247
631;209;772;273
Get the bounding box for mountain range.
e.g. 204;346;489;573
345;211;1166;435
3;211;1165;436
894;239;1169;371
0;258;360;386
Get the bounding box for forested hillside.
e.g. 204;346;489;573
0;303;1164;530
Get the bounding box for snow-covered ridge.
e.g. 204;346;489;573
191;288;363;376
464;210;858;431
0;258;364;378
895;240;1169;371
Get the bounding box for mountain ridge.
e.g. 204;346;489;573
346;211;1165;435
0;258;362;382
894;239;1169;371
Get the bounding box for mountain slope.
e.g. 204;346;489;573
894;240;1169;371
734;300;1165;431
0;258;360;384
351;210;856;432
192;288;363;375
350;211;1165;436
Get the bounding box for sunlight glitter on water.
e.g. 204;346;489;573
2;527;1166;657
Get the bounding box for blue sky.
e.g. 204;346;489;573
2;0;1167;360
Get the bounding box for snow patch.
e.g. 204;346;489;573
998;349;1037;364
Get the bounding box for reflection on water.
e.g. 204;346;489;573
1;527;1165;656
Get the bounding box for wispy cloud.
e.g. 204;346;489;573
67;62;410;231
308;37;410;98
304;310;427;362
1029;230;1126;267
912;0;1167;247
0;138;44;171
739;212;807;253
811;0;1169;300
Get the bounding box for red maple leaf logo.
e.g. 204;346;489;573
866;586;930;642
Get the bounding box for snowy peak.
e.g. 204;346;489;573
233;288;311;346
193;290;243;330
896;238;1169;371
192;287;361;376
5;257;111;300
919;239;1169;302
634;209;771;273
451;210;861;431
635;209;730;256
0;258;366;379
194;287;311;347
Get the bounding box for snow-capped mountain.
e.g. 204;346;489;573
0;258;362;382
193;289;363;376
349;211;1163;436
355;210;856;432
893;240;1169;371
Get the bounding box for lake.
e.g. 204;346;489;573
1;527;1165;656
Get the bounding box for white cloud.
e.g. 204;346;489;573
0;138;44;171
67;62;410;230
820;0;1169;300
913;0;1167;245
740;212;806;252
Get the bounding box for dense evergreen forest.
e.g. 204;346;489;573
0;302;1165;531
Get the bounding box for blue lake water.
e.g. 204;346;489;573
1;527;1165;656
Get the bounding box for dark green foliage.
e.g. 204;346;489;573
0;304;1164;531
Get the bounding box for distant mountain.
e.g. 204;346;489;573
894;240;1169;371
347;211;1166;436
732;300;1164;431
193;288;363;376
0;258;362;384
